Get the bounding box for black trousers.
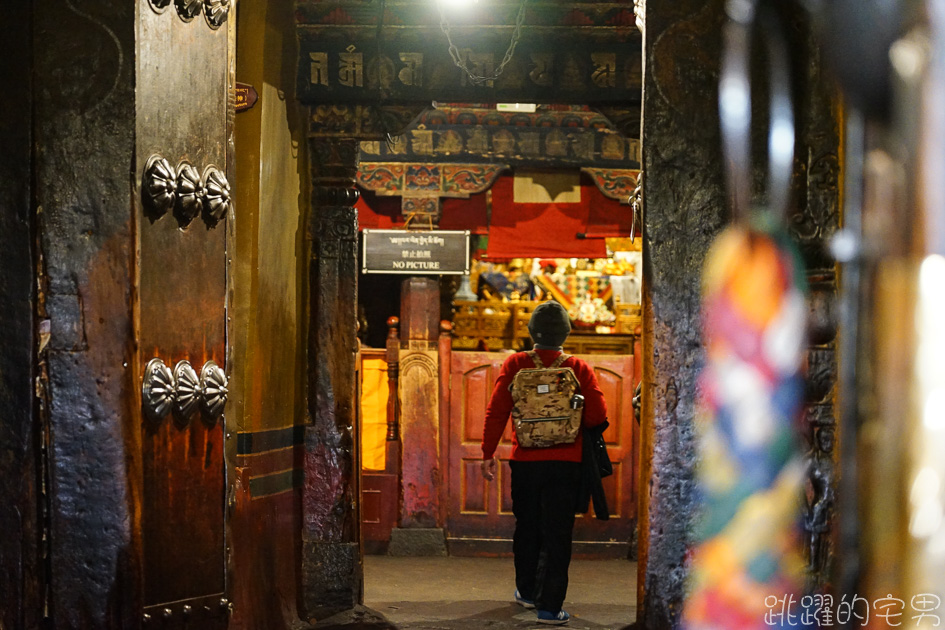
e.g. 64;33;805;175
509;460;582;614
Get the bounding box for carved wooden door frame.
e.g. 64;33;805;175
293;2;645;617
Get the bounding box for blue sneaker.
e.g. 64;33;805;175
537;610;570;625
514;590;535;609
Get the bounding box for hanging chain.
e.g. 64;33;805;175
438;0;528;85
373;0;399;150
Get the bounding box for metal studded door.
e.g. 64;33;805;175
136;0;234;626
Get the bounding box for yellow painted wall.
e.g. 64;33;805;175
231;0;306;435
360;358;389;471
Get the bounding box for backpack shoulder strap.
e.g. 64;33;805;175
526;350;544;368
550;353;571;368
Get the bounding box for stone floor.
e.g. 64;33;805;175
337;555;638;629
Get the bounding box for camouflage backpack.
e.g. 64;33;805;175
510;351;585;448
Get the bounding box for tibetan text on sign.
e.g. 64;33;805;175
296;32;642;105
362;229;470;275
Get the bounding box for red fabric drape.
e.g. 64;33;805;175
440;193;488;234
359;174;631;247
486;175;606;259
356;189;401;229
582;176;636;238
357;189;489;234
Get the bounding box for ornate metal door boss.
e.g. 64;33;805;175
142;358;229;425
147;0;230;29
143;154;231;227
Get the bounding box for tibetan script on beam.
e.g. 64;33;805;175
297;31;642;105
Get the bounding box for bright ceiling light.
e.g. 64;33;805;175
438;0;478;9
497;103;537;112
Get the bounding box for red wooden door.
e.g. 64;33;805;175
572;355;637;552
446;351;636;557
446;352;510;556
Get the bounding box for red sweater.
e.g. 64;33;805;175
481;349;608;463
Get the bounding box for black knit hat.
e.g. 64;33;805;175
528;301;571;347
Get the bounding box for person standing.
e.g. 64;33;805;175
480;301;609;626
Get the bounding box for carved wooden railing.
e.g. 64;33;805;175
385;317;400;442
384;317;402;473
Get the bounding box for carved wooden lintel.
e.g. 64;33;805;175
310;104;427;140
358;163;508;198
358;104;642;169
402;196;440;230
595;105;644;141
581;167;640;201
297;28;642;106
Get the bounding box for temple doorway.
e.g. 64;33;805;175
353;104;643;565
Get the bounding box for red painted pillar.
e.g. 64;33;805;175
437;321;453;526
396;278;442;531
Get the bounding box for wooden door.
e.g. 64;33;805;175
571;355;637;552
446;352;511;556
359;349;399;553
446;351;637;558
136;1;233;625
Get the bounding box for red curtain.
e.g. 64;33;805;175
356;190;401;229
356;188;489;233
440;193;488;234
358;173;633;251
485;175;607;259
582;175;636;238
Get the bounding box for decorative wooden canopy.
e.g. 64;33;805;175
357;162;507;198
354;101;641;220
361;103;640;168
357;161;507;227
580;167;639;200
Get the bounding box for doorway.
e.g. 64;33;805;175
354;102;643;560
441;350;637;557
351;99;643;630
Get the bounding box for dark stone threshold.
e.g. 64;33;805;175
446;537;629;559
388;528;448;557
311;605;396;630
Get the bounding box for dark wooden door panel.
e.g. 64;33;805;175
142;420;226;604
137;0;231;616
446;351;636;557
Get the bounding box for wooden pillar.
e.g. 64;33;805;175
438;320;453;526
385;317;401;443
27;1;139;627
638;2;842;626
638;4;727;626
396;277;442;531
400;277;441;343
301;135;362;619
0;2;41;625
790;12;843;593
385;317;402;473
